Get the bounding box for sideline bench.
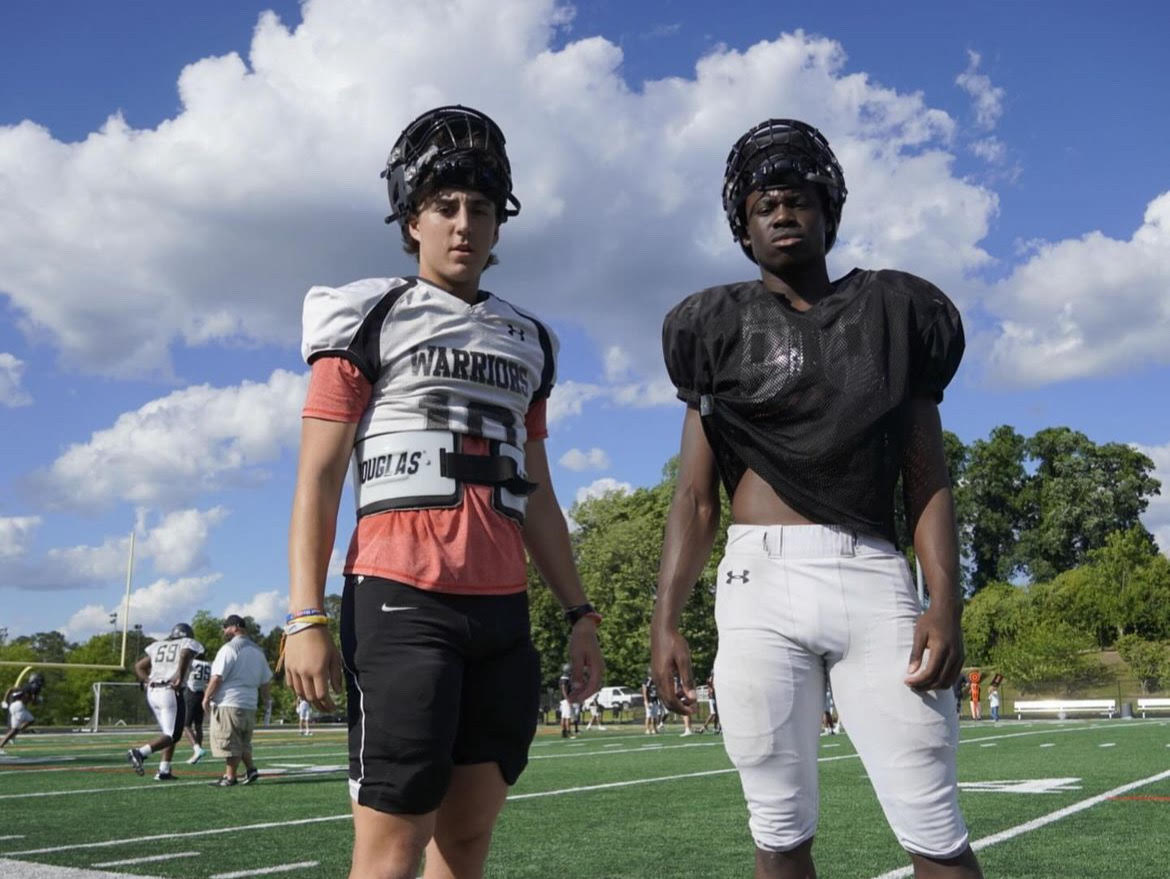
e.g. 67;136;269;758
1013;699;1117;720
1136;698;1170;718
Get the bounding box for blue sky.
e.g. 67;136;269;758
1;0;1168;639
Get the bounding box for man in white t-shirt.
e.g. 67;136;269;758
202;615;273;787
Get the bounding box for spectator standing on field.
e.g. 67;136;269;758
988;685;1000;723
297;697;314;736
203;614;273;787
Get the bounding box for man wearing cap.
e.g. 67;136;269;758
203;615;273;787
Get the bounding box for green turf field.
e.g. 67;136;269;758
1;718;1168;878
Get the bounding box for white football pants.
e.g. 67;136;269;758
713;524;969;859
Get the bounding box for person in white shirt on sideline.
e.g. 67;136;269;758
203;614;273;787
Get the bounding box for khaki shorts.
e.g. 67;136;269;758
210;706;256;757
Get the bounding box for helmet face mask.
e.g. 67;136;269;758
722;119;847;263
383;105;521;231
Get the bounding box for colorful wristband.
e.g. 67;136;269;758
286;608;326;623
285;620;328;636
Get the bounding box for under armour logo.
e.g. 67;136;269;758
725;570;750;584
507;323;525;341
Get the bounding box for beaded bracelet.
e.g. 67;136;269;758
286;608;326;623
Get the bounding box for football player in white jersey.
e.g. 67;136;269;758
285;105;604;879
183;650;212;763
127;622;203;780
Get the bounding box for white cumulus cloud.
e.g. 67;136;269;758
223;589;286;632
1134;441;1170;557
0;516;40;558
559;447;611;471
0;353;32;406
0;2;999;390
985;192;1170;385
574;477;632;505
63;574;221;640
955;50;1004;130
35;369;307;509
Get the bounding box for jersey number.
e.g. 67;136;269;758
191;664;210;683
154;643;179;664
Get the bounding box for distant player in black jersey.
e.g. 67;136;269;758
1;672;45;752
652;119;982;878
284;105;603;879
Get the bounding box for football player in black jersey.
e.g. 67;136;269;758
652;120;982;878
1;671;45;752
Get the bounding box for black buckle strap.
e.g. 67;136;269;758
440;450;538;496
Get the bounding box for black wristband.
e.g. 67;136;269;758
564;603;599;627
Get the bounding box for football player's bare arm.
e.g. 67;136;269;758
286;416;355;712
522;438;604;703
134;655;152;683
901;397;965;693
651;407;721;715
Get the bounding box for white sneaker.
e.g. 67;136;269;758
186;746;205;764
680;730;693;737
599;725;607;731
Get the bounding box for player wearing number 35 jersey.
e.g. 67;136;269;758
285;105;604;879
127;623;203;781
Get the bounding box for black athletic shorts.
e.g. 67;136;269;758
340;574;541;815
183;687;204;729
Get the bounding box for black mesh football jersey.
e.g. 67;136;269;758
662;269;963;543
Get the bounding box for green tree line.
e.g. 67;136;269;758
4;423;1165;722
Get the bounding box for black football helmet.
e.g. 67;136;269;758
169;622;195;640
26;672;45;692
722;118;847;261
382;104;521;230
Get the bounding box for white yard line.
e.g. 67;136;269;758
3;754;862;858
92;851;201;867
210;862;319;878
0;859;162;878
868;768;1170;879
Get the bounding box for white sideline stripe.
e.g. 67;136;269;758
93;851;200;867
0;859;162;878
210;862;318;878
0;766;347;801
867;768;1170;879
5;815;352;856
0;746;349;776
3;755;862;858
530;741;721;760
0;835;25;841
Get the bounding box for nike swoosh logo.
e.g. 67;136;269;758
380;605;416;613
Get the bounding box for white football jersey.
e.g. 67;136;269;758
145;637;204;684
186;658;213;692
302;276;558;450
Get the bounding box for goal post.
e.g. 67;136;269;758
2;532;138;679
90;681;152;732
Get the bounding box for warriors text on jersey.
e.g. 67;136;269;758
301;276;557;595
145;637;204;684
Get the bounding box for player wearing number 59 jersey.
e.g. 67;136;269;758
127;623;203;781
286;105;604;879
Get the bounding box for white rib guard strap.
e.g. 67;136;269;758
352;430;533;522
